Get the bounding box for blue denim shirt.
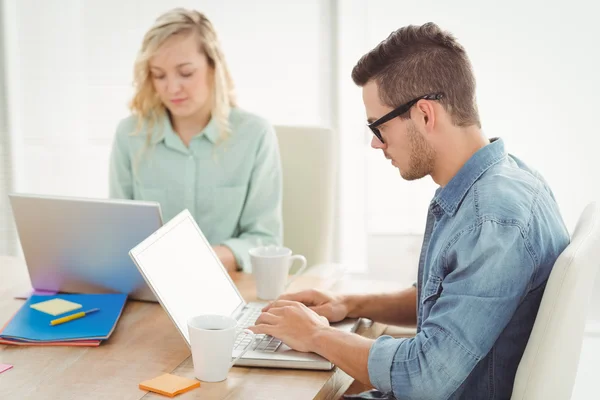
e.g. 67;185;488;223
367;138;569;400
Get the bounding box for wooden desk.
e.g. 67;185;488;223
0;257;400;399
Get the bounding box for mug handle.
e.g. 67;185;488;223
230;329;256;368
284;255;308;289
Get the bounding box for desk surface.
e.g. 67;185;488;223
0;256;403;400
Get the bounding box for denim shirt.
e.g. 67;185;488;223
367;138;569;400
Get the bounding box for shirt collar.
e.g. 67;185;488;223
432;138;507;216
150;115;220;146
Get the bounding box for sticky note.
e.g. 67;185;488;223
139;373;200;397
0;364;13;374
30;298;82;316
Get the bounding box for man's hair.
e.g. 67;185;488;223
352;22;480;128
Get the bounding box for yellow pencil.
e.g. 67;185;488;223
50;308;100;326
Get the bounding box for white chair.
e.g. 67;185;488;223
511;201;600;400
274;125;336;268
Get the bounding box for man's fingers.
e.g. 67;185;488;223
309;304;330;318
263;290;325;312
262;298;301;312
248;324;276;336
276;290;319;305
265;299;303;311
254;312;280;325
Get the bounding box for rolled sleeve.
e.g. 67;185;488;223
221;124;283;272
368;335;404;394
367;220;535;399
221;237;254;272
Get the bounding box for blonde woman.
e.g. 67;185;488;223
109;8;283;272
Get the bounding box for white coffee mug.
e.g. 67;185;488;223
249;246;308;300
187;314;255;382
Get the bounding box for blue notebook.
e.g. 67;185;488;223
1;293;127;342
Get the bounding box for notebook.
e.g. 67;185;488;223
0;314;101;346
0;293;127;342
0;337;101;346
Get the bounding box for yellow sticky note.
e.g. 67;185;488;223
30;298;82;316
139;373;200;398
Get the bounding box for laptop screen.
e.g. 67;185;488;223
131;211;245;344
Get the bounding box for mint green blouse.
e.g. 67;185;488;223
108;107;283;271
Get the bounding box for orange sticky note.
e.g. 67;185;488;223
139;373;200;397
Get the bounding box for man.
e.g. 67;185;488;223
250;22;569;400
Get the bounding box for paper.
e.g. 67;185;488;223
0;364;13;374
30;298;82;316
0;338;101;347
139;373;200;397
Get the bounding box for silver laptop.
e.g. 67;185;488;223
129;209;359;370
9;193;163;301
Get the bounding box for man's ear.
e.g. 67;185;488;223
416;100;435;131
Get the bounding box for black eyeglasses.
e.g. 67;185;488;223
368;93;444;144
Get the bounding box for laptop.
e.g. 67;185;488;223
129;209;359;370
9;193;163;302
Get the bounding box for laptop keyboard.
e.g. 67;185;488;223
234;305;282;352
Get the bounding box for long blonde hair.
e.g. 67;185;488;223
130;8;237;146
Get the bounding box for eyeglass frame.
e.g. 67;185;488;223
368;93;444;144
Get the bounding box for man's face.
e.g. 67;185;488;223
363;81;435;181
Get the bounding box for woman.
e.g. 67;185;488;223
109;8;283;272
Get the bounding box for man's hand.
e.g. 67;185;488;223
263;289;350;322
253;299;375;387
250;300;330;352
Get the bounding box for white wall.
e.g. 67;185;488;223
0;0;16;256
359;0;600;235
335;0;369;267
5;0;599;266
5;0;332;198
4;0;359;259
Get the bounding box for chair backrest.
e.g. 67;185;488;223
274;125;336;267
512;201;600;400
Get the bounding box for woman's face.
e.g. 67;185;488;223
149;33;213;119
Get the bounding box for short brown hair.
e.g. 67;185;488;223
352;22;480;128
